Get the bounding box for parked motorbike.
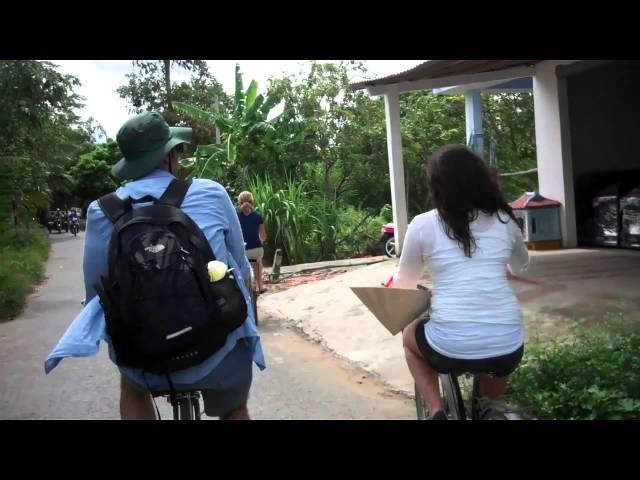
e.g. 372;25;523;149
380;223;396;258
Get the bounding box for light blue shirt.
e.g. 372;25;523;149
45;170;266;389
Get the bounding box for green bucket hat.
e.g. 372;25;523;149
112;111;193;181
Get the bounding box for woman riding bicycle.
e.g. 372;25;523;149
394;145;530;420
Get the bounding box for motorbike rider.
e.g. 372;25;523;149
69;209;79;233
52;208;65;227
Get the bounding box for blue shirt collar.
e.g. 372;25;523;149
137;169;176;181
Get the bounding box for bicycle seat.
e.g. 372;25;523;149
445;367;502;377
151;388;201;399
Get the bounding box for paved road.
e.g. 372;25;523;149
0;232;414;420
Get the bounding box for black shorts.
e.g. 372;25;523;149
414;317;523;378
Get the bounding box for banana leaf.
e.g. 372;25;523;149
173;102;234;133
243;95;264;123
194;144;224;158
245;80;258;110
173;102;217;127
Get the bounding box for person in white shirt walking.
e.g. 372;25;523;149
394;145;530;420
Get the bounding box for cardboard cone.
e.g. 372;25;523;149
350;287;431;336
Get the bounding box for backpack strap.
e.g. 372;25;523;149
98;193;132;224
131;195;157;205
157;179;191;208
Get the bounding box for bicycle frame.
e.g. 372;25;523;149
158;391;202;420
439;373;476;420
415;373;476;420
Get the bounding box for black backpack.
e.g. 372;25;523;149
94;179;247;375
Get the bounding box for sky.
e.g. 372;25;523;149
50;60;425;139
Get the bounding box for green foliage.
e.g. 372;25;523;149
249;172;391;265
0;223;50;320
118;61;539;264
334;205;389;258
248;174;315;265
0;60;96;219
509;325;640;420
67;139;120;211
174;63;283;195
483;93;538;200
401;90;466;214
117;60;210;114
0;60;83;153
116;60;230;150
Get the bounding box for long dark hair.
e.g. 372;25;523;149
426;145;519;257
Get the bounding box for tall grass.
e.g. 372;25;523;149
249;174;315;264
248;174;390;264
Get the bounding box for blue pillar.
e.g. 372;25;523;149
465;90;484;157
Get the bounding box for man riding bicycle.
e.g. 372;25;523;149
45;112;265;420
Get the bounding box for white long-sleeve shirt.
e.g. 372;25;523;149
394;209;529;359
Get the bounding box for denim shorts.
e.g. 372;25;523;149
128;339;254;418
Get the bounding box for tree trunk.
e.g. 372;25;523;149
214;96;221;144
163;60;172;113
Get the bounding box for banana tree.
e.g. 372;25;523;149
173;64;283;180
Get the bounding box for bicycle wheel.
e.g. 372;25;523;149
471;375;481;420
244;272;259;327
178;398;194;420
192;395;202;420
252;288;258;326
251;285;258;326
414;383;429;420
249;262;259;326
440;374;466;420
